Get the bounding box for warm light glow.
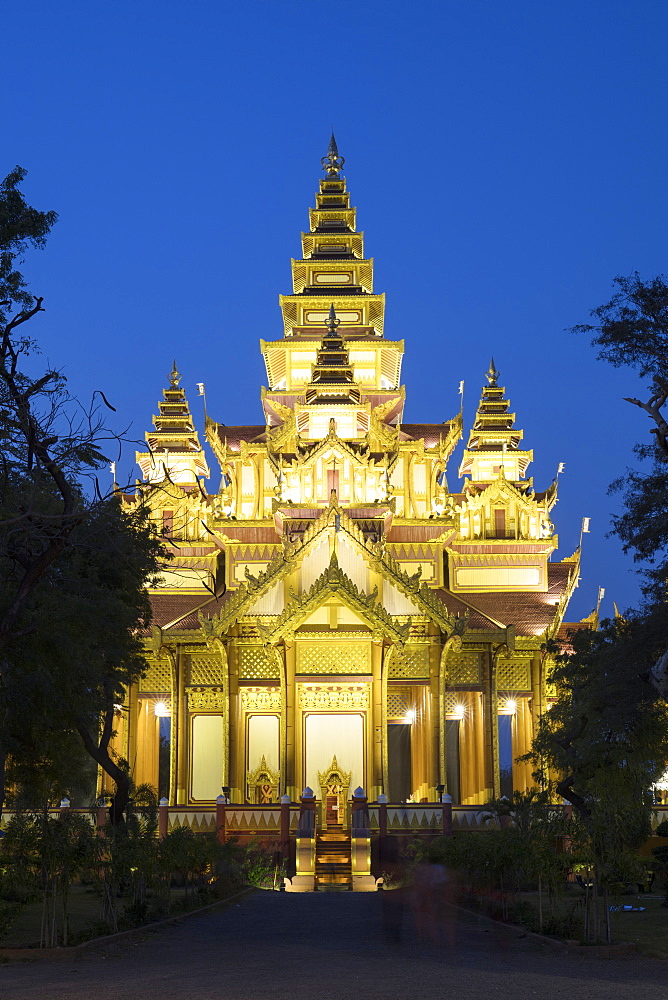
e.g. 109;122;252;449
454;704;465;718
154;701;170;717
505;699;517;713
405;708;416;723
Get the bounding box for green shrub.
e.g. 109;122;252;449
239;841;285;889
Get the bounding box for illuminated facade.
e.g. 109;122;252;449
116;137;579;812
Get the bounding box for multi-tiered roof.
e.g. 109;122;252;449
136;362;209;484
133;138;580;641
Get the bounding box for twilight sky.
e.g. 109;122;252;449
3;0;667;620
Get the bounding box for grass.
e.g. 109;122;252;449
457;882;668;957
608;897;668;958
0;883;192;948
515;886;668;956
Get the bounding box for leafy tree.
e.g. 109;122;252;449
4;495;163;823
574;274;668;699
0;166;57;323
573;274;668;606
0;167;164;822
517;276;668;939
524;616;668;939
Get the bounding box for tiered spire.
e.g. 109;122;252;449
305;305;360;404
321;132;345;177
136;363;210;484
458;361;533;484
276;135;386;338
260;135;404;440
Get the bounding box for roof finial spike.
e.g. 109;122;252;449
321;132;345;178
169;360;181;388
485;357;499;386
325;303;341;335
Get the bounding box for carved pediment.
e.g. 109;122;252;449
247;754;280;804
268;550;410;644
200;495;460;641
317;755;352;792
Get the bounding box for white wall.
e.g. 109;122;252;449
248;714;280;773
191;715;224;800
304;713;364;794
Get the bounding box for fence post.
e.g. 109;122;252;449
159;797;169;839
299;786;316;833
441;792;453;837
378;793;388;864
59;796;70;821
351;787;375;891
351;786;368;830
97;797;107;833
280;794;291;859
285;787;316;891
216;794;227;845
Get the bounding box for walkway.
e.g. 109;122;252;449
1;890;665;999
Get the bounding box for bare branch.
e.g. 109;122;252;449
623;393;668;459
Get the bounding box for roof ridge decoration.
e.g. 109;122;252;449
295;422;371;466
199;504;340;635
199;494;463;638
264;550;410;645
546;553;582;641
321;132;345;177
460;476;537;505
325;503;461;634
136;362;210;484
168;360;181;387
370;399;400;450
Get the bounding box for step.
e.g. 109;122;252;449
315;828;352;891
315;874;353;889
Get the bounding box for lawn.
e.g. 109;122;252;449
454;882;668;957
0;883;192;949
608;897;668;958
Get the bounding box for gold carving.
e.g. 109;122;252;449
448;652;482;684
387;688;410;720
298;683;368;711
247;755;280;804
190;656;221;686
296;640;370;675
241;687;281;711
140;657;171;693
497;657;531;690
389;644;430;679
187;687;226;711
238;646;278;679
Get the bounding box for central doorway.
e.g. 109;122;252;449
318;757;351;828
304;713;364;826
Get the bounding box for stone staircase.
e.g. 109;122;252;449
315;828;352;891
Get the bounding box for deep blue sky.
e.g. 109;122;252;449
3;1;667;620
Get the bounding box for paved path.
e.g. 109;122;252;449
1;890;666;999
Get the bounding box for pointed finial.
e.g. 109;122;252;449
485;357;499;386
168;360;181;388
325;303;341;335
321;132;345;177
